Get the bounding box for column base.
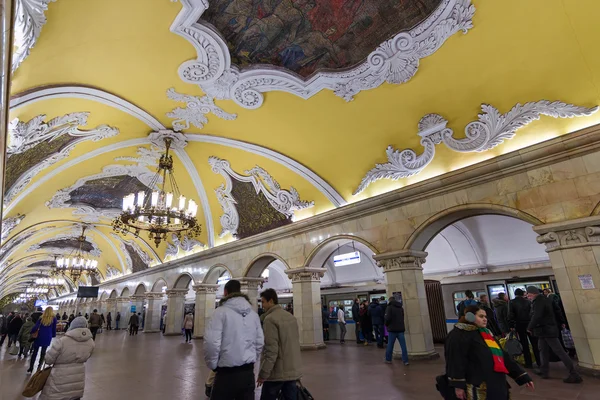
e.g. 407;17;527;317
393;350;439;361
143;330;160;333
164;332;183;336
300;343;326;351
578;364;600;378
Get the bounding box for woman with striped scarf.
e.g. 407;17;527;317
443;305;535;400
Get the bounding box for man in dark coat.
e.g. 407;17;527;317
7;313;23;347
0;312;8;346
359;301;372;344
369;299;384;348
526;286;582;383
384;297;408;365
351;298;361;344
492;293;510;335
508;288;540;368
31;307;43;324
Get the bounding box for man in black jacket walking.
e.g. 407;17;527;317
526;286;582;383
509;288;540;368
384;297;409;365
352;299;361;344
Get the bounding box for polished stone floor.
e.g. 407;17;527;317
1;330;599;400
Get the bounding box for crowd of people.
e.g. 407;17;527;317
442;286;582;399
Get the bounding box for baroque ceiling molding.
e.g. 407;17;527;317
354;100;599;195
171;0;475;109
209;157;314;237
46;146;162;222
166;88;237;132
103;264;122;282
110;233;153;274
9;86;346;208
5;112;119;204
1;214;25;244
12;0;56;72
165;233;205;258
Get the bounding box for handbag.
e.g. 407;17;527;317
435;374;458;399
296;381;314;400
504;331;523;358
22;364;52;397
9;343;19;355
561;328;575;349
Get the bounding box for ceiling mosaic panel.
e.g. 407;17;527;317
36;238;95;254
202;0;442;77
124;243;149;273
27;260;55;269
67;175;150;210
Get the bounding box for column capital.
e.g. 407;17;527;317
534;215;600;252
285;267;327;283
105;298;117;304
144;292;164;300
165;288;188;298
130;295;145;301
116;296;130;303
239;277;265;290
193;284;219;294
373;249;428;273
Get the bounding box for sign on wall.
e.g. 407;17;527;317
579;274;595;290
333;251;361;267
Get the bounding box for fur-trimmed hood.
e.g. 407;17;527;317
219;292;253;317
454;322;478;331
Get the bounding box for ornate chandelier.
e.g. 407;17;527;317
16;293;34;303
35;277;66;288
27;287;49;295
54;225;99;281
113;137;201;247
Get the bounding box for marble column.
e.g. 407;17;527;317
105;298;117;321
192;284;219;339
374;250;437;360
116;297;131;330
130;295;145;330
285;267;327;350
164;289;187;336
239;278;264;312
535;215;600;374
144;292;164;333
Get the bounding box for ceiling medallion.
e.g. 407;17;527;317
171;0;475;109
354;100;600;194
53;225;99;281
113;137;202;247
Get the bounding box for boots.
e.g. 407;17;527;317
563;374;583;384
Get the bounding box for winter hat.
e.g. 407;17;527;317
68;316;88;331
526;286;540;295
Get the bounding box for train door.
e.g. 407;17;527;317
506;277;552;299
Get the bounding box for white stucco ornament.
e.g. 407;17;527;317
12;0;56;72
166;88;237;132
5;113;119;204
355;101;599;195
1;214;25;244
209;157;314;237
170;0;476;109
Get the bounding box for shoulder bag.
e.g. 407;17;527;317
22;363;52;397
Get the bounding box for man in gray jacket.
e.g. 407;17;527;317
258;289;302;400
204;279;264;400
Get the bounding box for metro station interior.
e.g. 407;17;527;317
2;0;600;399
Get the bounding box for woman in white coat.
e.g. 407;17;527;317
40;316;95;400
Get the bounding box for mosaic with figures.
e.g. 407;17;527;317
38;238;95;253
124;243;148;273
202;0;441;77
68;175;150;210
5;135;77;194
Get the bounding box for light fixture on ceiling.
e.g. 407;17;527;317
15;293;34;303
26;287;49;294
112;137;201;247
54;225;99;281
35;276;66;288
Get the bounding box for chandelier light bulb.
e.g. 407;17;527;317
178;195;186;211
165;192;173;208
137;191;145;207
151;191;159;207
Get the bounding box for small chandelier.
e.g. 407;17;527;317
54;225;99;281
35;277;66;288
27;287;49;294
112;137;201;247
16;293;33;303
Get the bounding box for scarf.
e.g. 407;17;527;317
478;328;509;374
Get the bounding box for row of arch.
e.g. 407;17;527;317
49;203;552;308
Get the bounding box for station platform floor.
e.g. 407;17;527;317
1;330;598;400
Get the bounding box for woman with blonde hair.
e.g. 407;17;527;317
27;307;57;373
183;312;194;343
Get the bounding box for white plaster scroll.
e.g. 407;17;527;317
166;88;236;132
1;214;25;244
12;0;56;72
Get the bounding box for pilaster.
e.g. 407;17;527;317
239;277;265;312
374;250;437;360
285;267;327;351
192;284;219;339
535;215;600;375
164;289;188;336
116;297;131;330
144;292;164;333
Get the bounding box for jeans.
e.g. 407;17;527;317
185;329;193;342
129;325;139;336
90;327;99;341
373;324;383;347
18;342;31;357
354;322;361;342
260;380;297;400
339;323;347;342
29;345;48;371
538;336;577;376
116;321;120;330
386;331;409;363
8;333;18;347
210;364;255;400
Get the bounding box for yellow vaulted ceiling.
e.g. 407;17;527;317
4;0;600;297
